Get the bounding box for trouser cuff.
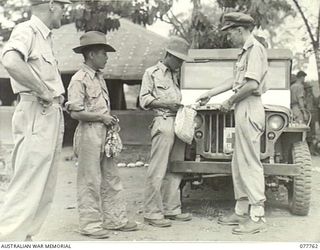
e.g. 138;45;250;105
235;199;249;215
250;205;265;221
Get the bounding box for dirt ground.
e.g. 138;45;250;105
1;145;320;242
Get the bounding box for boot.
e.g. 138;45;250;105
218;213;248;226
232;218;266;235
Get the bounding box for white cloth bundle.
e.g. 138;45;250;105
105;123;123;158
174;105;198;144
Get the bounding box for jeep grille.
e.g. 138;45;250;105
196;111;235;159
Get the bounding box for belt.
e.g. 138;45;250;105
154;113;176;119
19;93;64;105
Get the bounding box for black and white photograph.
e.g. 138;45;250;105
0;0;319;247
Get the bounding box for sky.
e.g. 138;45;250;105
147;0;320;80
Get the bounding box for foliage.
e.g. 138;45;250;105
165;0;294;49
216;0;295;29
0;0;296;49
168;3;231;49
0;0;173;39
0;0;30;40
291;0;320;83
72;0;173;33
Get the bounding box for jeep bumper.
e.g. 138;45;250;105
170;161;300;176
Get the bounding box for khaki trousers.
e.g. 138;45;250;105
291;104;305;124
144;117;182;220
75;123;128;234
0;96;64;241
232;96;266;219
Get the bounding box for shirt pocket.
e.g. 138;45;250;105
155;81;170;98
41;53;57;82
86;86;100;98
85;85;102;111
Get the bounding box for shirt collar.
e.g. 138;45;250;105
82;64;99;80
242;34;255;51
157;61;179;74
30;15;51;39
157;61;169;73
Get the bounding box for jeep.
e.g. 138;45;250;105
170;48;312;216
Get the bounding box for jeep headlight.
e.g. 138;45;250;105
268;115;285;131
194;115;203;129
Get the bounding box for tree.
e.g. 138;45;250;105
291;0;320;85
0;0;296;50
0;0;173;40
0;0;31;40
161;0;295;49
72;0;173;33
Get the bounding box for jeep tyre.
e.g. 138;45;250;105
289;141;312;216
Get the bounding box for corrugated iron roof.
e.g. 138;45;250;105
0;18;168;80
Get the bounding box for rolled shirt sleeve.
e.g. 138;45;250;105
244;46;265;84
1;25;33;62
66;79;85;112
139;70;157;110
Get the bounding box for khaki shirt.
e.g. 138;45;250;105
139;61;181;115
2;15;64;97
290;82;305;107
66;64;110;114
233;34;268;95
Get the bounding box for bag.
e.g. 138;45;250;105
174;105;197;144
104;123;123;158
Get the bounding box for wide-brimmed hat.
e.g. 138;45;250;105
166;36;191;61
73;31;116;54
221;12;255;31
30;0;72;5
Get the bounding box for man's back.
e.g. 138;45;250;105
290;81;304;107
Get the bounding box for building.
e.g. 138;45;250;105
0;19;168;145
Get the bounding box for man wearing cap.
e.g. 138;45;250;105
139;36;192;227
0;0;70;241
197;12;268;234
291;70;308;124
66;31;138;239
301;71;319;153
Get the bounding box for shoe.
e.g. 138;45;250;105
144;218;172;227
164;213;192;221
232;218;267;235
114;221;139;232
218;213;248;226
81;229;110;239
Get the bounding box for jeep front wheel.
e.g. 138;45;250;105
288;141;312;216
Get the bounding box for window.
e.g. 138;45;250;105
181;60;288;90
181;61;234;89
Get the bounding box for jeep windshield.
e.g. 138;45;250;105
181;60;287;90
180;49;292;108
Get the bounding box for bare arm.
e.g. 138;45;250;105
2;51;53;103
228;80;259;105
70;110;117;126
147;99;182;112
207;77;234;97
298;96;305;110
196;77;234;105
297;96;309;121
220;79;259;112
